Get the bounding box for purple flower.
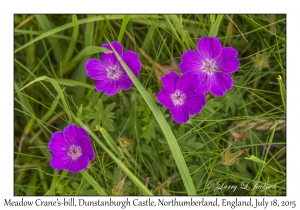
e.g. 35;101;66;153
179;36;240;96
156;71;206;124
48;124;95;173
84;41;142;95
260;144;274;152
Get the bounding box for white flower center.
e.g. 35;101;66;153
107;66;122;80
202;60;220;73
67;145;82;160
171;90;186;105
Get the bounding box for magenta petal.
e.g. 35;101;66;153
101;41;123;66
77;127;89;139
122;50;142;78
63;124;78;145
50;155;72;171
177;71;200;94
185;92;206;115
95;79;118;95
117;74;133;90
197;36;222;60
84;58;107;80
216;47;240;73
170;106;190;124
210;73;234;96
156;89;174;109
48;132;65;149
48;132;68;157
68;155;89;173
179;50;203;73
80;136;95;160
102;41;123;56
161;71;179;95
195;71;211;94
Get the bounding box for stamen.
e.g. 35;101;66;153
67;145;82;160
202;60;221;73
171;90;186;105
107;66;122;80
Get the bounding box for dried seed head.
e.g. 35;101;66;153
253;53;269;69
220;148;249;166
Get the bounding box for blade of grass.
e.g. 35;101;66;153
163;15;186;52
48;170;58;195
14;82;32;121
14;15;161;54
72;16;95;103
63;46;111;74
62;14;79;65
35;15;63;63
71;46;111;62
26;170;38;195
208;15;223;37
169;14;192;49
141;21;157;50
210;15;216;25
197;15;209;36
38;169;48;192
241;15;286;41
118;15;131;43
39;94;60;124
15;15;35;29
277;75;286;111
106;39;197;195
26;26;35;70
20;76;72;123
251;122;277;195
80;170;107;195
55;78;94;89
97;126;124;158
74;117;152;195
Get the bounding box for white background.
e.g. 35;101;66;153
1;1;298;209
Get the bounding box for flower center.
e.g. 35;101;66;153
67;145;82;160
202;60;220;73
171;90;186;106
107;66;122;80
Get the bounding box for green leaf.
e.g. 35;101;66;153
105;102;116;113
142;116;157;144
96;100;116;132
245;155;266;165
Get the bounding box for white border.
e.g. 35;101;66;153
2;1;298;209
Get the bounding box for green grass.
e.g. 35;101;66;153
14;14;286;196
